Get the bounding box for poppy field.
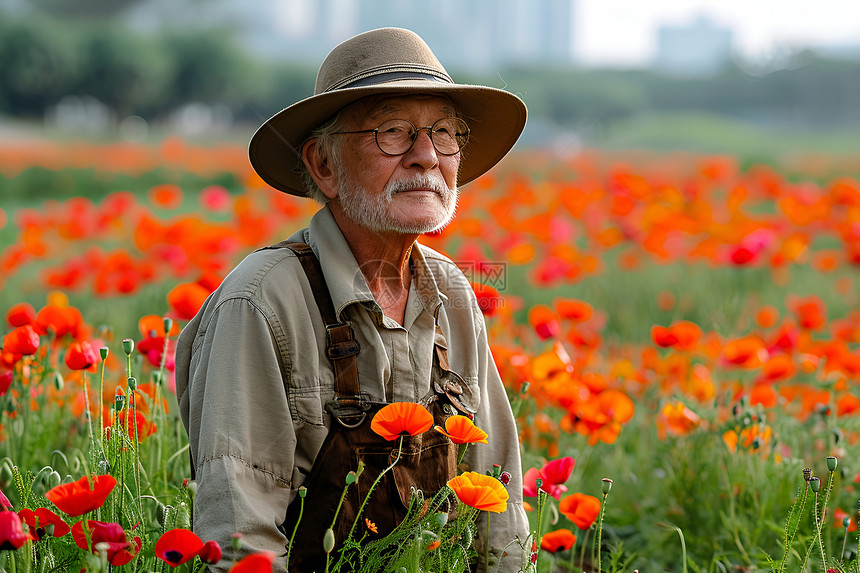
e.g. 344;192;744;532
3;139;860;571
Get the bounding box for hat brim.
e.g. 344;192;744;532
249;79;527;197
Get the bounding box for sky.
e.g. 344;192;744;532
576;0;860;67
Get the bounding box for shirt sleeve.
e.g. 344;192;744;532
466;317;530;573
178;297;295;573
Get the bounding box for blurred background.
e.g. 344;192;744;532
2;0;860;158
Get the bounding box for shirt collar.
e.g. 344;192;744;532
299;205;444;324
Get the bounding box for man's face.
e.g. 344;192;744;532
333;95;461;235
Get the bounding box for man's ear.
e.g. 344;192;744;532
302;139;339;200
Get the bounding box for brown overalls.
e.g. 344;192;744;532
272;243;476;573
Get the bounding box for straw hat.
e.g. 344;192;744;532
249;27;527;197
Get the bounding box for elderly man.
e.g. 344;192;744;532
175;27;529;572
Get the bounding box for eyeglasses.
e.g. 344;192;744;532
331;117;470;156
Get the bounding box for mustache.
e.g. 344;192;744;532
385;173;454;197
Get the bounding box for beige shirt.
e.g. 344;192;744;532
175;205;528;572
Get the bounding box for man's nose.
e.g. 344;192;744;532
402;129;439;170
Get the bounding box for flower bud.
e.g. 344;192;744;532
602;478;613;494
122;338;134;355
100;346;109;360
299;486;307;498
230;532;243;551
52;372;64;392
47;470;61;489
127;376;137;391
802;468;813;481
844;516;852;529
345;471;358;486
435;511;448;528
492;464;502;478
186;480;198;497
163;317;174;335
810;477;821;493
154;503;168;526
323;528;335;554
827;456;838;472
535;478;543;490
114;386;126;413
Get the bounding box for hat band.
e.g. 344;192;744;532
333;70;454;91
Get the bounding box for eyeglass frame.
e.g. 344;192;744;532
330;117;470;157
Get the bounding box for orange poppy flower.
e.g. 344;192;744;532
138;314;181;338
435;415;488;444
722;335;768;369
365;518;378;534
559;493;601;530
228;551;275;572
45;474;116;516
167;282;212;321
370;402;433;441
657;401;700;437
555;299;593;322
447;471;509;513
540;528;577;553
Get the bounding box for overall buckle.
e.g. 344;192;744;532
325;396;370;428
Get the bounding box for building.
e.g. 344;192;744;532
654;15;733;76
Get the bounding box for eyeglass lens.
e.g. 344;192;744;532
376;118;469;156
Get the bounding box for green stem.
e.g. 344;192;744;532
596;492;608;573
347;435;404;542
781;483;809;573
485;511;491;572
814;492;827;573
285;492;305;571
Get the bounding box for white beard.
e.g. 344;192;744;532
336;172;458;234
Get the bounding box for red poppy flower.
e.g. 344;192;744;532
434;415;488;444
17;508;70;539
0;487;11;509
198;539;223;565
529;305;560;340
72;520;141;566
5;303;36;328
540;528;577;553
45;474;116;516
0;511;28;550
470;282;502;317
541;456;575;486
65;341;98;371
2;325;40;356
559;493;601;530
156;528;204;567
0;369;12;397
370;402;433;441
228;551;275;572
118;409;157;442
522;457;575;500
447;471;509;513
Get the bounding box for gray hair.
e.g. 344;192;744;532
299;111;346;204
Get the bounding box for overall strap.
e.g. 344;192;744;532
261;241;366;426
